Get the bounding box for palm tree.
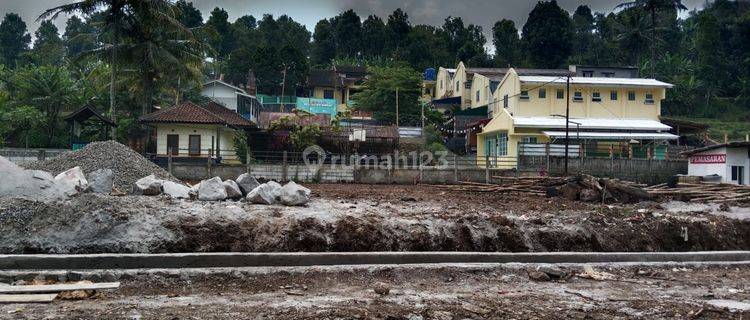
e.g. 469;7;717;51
615;0;688;76
614;12;656;66
39;0;130;139
13;66;77;146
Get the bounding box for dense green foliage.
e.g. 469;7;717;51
0;0;749;147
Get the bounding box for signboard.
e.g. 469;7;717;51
295;98;337;118
690;154;726;164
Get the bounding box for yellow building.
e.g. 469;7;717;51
435;67;456;99
140;101;255;164
307;65;367;113
477;68;677;167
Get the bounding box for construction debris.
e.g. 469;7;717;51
223;180;243;199
247;181;282;205
24;140;177;191
236;173;260;195
645;182;750;203
279;181;311;206
87;169;114;194
133;175;163;196
198;177;227;201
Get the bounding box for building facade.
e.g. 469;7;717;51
686;142;750;185
477;68;677;167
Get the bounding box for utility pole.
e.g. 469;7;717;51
421;102;425;134
280;65;287;112
395;87;399;127
564;75;571;176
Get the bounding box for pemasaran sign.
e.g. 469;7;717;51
690;154;726;164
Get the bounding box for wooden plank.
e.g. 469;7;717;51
0;293;58;303
0;282;120;294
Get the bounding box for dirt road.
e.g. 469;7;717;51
2;263;749;319
2;184;750;254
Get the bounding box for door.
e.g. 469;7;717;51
188;135;201;156
166;134;179;155
740;166;745;185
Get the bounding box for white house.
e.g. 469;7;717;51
201;79;261;122
685;142;750;185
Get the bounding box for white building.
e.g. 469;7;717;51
201;79;261;122
685;142;750;185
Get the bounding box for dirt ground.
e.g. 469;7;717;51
2;263;750;319
1;183;750;253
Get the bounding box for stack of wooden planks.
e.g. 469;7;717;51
645;182;750;203
0;282;120;304
429;177;568;196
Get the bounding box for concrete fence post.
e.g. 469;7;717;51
485;153;490;184
246;150;251;175
418;152;423;183
545;143;550;176
207;148;212;179
282;151;288;182
37;149;46;161
453;154;458;183
168;152;173;175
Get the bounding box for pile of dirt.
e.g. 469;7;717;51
24;140;178;191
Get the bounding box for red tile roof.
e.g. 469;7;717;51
139;101;255;128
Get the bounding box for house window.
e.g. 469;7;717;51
520;90;530;100
628;91;636;101
539;88;546;99
556;89;565;99
592;92;601;102
188;135;201;156
602;72;615;78
167;134;179;155
522;136;538;144
610;90;618;101
503;94;509;108
323;89;334;99
645;93;654;104
486;133;508;157
573;91;583;102
582;71;594;77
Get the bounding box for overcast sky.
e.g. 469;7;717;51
2;0;708;51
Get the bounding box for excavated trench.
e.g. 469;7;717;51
1;192;750;254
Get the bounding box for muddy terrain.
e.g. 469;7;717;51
2;263;750;319
1;184;750;254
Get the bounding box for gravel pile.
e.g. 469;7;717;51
24;140;178;191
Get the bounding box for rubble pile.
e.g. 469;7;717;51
24;140;177;191
132;172;311;206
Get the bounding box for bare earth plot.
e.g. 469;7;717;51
1;263;750;319
1;184;750;254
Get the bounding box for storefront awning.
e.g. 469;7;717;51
542;131;679;140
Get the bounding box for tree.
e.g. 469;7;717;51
352;65;422;125
403;25;451;71
522;0;573;68
361;15;388;58
40;0;133;138
119;0;207;115
0;13;31;67
11;66;76;146
175;0;203;28
311;19;336;66
492;19;521;67
614;9;654;66
63;16;97;59
332;10;362;58
695;13;726;110
205;7;233;59
615;0;688;76
31;20;65;66
1;105;44;148
386;8;411;54
571;5;595;64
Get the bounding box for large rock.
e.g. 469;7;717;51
87;168;114;194
279;181;311;206
132;175;163;195
235;173;260;195
54;166;89;196
246;181;282;205
0;156;68;201
198;177;227;201
223;180;243;199
162;181;191;199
